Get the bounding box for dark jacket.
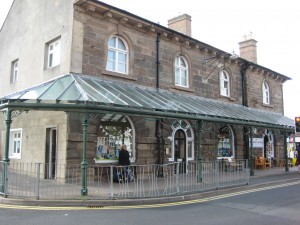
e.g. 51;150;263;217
118;149;130;166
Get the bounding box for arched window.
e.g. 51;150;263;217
95;114;135;163
217;125;235;159
220;70;230;97
262;80;270;104
175;56;189;87
106;36;128;74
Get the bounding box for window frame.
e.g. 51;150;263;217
11;59;19;83
220;69;230;97
9;128;22;159
174;56;189;88
262;80;270;104
46;38;61;69
106;35;129;74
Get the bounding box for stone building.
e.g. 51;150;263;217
0;0;294;180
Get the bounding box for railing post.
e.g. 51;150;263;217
110;165;114;198
176;162;180;194
35;163;41;200
2;162;8;197
215;160;219;190
197;120;203;182
250;127;255;176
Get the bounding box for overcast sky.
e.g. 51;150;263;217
1;0;299;120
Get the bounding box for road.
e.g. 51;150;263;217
0;181;300;225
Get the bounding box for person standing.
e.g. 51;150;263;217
118;144;130;166
117;144;133;182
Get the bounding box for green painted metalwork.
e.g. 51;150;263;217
0;74;294;131
197;120;203;182
284;132;289;172
250;127;254;176
81;113;89;196
3;110;12;163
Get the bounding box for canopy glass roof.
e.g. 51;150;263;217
0;73;294;130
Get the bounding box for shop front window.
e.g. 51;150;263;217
94;115;134;163
217;125;234;158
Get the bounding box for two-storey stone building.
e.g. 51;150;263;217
0;0;294;180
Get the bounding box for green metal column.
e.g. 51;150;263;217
3;109;12;163
81;113;89;196
284;131;289;172
197;120;203;182
250;127;254;176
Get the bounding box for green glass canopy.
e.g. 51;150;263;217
0;73;294;130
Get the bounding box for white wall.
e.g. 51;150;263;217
0;0;74;96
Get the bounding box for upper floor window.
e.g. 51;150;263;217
175;56;189;87
220;70;230;97
11;59;19;83
46;38;60;68
262;80;270;104
9;129;22;159
106;36;128;74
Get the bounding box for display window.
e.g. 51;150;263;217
94;115;134;163
217;125;234;158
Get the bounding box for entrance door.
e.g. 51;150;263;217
174;129;186;173
45;128;57;179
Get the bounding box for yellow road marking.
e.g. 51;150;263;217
1;180;299;210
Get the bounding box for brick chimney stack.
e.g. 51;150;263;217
168;14;192;37
239;33;257;63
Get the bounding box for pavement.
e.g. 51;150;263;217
0;166;299;207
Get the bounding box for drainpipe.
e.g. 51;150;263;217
241;62;249;107
241;62;253;174
156;33;161;89
155;33;162;167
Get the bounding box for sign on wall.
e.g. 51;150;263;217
249;138;264;148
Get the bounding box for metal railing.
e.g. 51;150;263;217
0;160;249;200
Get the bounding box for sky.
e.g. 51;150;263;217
0;0;299;120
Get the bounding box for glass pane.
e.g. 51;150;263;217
107;61;114;71
118;62;126;73
187;141;192;158
180;57;186;67
175;68;180;84
117;38;126;50
118;52;126;63
108;50;116;60
224;81;228;89
108;37;116;47
181;70;187;86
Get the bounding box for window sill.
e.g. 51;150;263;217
219;95;236;101
103;70;137;81
262;103;273;108
170;85;195;93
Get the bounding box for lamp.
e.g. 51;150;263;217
203;52;238;79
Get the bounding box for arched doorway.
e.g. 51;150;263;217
174;129;186;163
